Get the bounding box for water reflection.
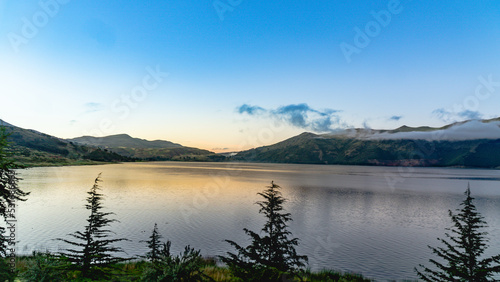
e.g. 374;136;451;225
16;162;500;280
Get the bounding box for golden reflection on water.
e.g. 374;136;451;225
15;162;500;281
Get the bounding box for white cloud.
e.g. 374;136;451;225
365;120;500;141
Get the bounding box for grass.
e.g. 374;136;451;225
15;160;115;168
301;269;373;281
11;255;374;281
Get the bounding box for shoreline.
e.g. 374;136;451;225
17;158;500;170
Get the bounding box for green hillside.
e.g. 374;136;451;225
5;117;500;168
68;134;182;149
68;134;215;161
0;121;133;167
232;132;500;168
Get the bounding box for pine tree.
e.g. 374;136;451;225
142;223;170;263
141;223;210;281
415;184;500;281
0;126;29;280
21;251;70;282
0;127;29;219
57;174;127;279
220;181;308;281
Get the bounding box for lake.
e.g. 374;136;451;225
15;162;500;280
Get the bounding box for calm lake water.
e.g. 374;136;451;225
15;162;500;280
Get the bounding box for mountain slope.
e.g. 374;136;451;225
0;120;14;127
232;119;500;168
69;134;182;149
68;134;214;161
0;120;133;167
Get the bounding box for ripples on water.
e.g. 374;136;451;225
16;162;500;281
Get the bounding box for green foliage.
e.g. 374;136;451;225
0;127;30;219
0;229;15;281
69;134;183;149
232;132;500;168
3;121;215;166
415;184;500;281
221;181;308;281
3;125;135;167
141;223;175;266
21;251;70;282
0;126;29;280
69;134;214;161
14;253;372;281
302;269;373;281
57;174;128;279
84;148;132;162
0;257;15;282
142;244;212;281
463;140;500;167
140;223;211;281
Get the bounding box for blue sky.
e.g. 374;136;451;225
1;0;500;151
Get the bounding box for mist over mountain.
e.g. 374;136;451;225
336;118;500;141
232;118;500;168
3;117;500;168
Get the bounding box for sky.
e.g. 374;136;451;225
1;0;500;152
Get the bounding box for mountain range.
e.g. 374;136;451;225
0;120;214;167
231;118;500;168
67;134;214;161
0;119;132;167
2;118;500;168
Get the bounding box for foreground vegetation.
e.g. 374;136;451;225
415;185;500;281
11;255;371;281
221;181;308;281
6;176;370;281
5;172;372;281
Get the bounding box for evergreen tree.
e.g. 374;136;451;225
21;251;70;282
57;174;127;279
142;223;170;263
220;181;308;281
0;126;29;280
0;127;29;218
141;245;209;282
141;223;210;281
415;184;500;281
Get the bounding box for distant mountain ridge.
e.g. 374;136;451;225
0;120;215;166
4;117;500;168
0;119;14;127
68;134;182;149
327;118;500;140
68;134;214;161
0;119;132;167
232;118;500;168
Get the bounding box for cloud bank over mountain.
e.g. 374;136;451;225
237;103;500;142
366;120;500;141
